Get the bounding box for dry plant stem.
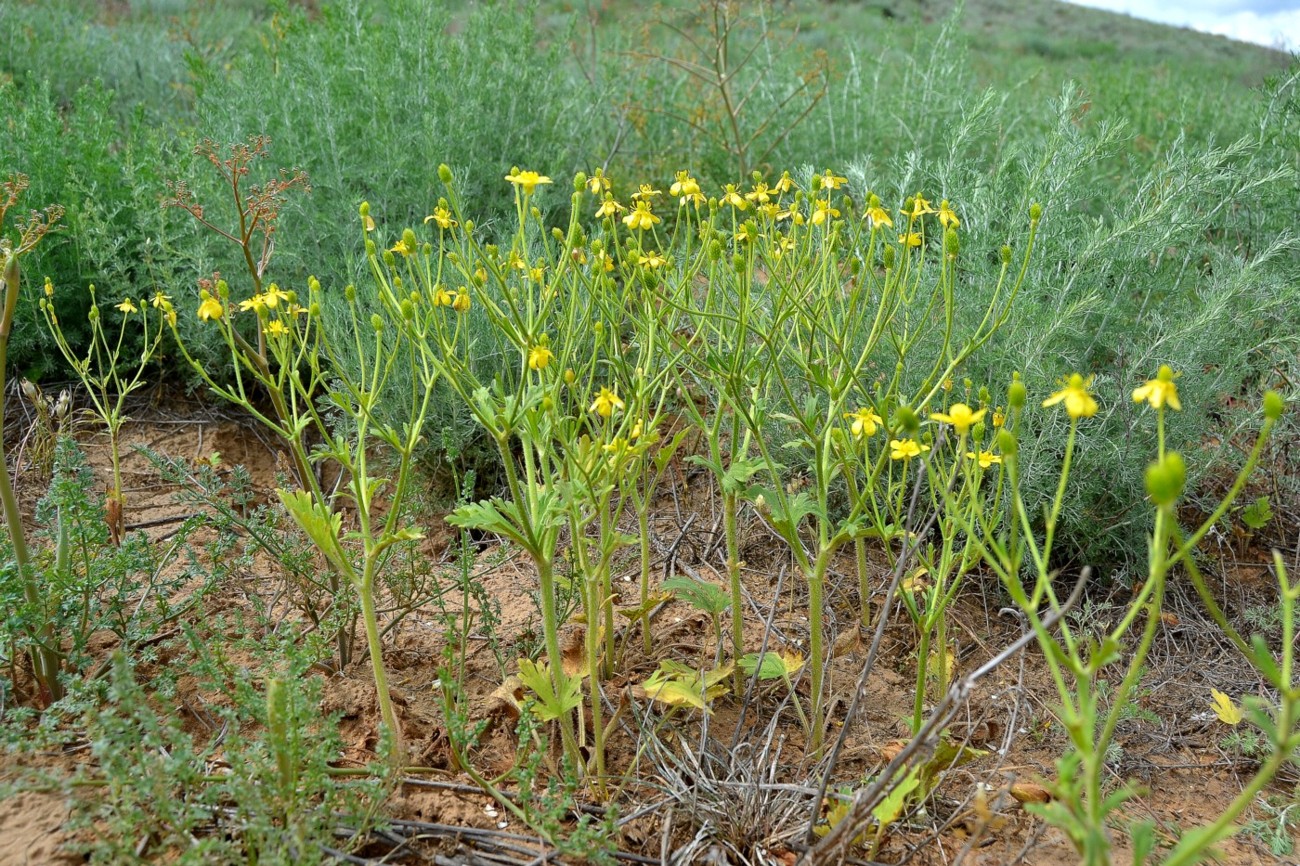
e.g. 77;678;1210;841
804;568;1090;865
0;256;62;704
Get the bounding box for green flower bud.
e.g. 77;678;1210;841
308;275;321;293
996;429;1018;457
371;313;384;333
530;206;541;220
894;405;919;434
1029;202;1042;223
438;164;453;184
464;219;474;233
868;192;881;208
979;385;991;405
573;172;587;192
88;305;99;322
733;253;745;272
359;201;370;217
401;299;415;320
541;395;554;412
709;240;724;262
365;239;376;257
850;258;861;275
422;243;432;257
564;368;576;385
944;228;960;256
345;284;357;303
1145;451;1186;505
552;227;564;241
811;175;822;192
1000;245;1012;265
309;302;321;317
972;422;986;444
882;245;896;270
1263;390;1284;421
216;280;230;299
593;321;604;335
1008;374;1027;410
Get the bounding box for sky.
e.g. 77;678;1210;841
1064;0;1300;50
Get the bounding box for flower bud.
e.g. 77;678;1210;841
996;429;1018;457
594;321;604;335
732;253;745;272
54;390;70;419
308;276;321;293
849;258;861;275
20;379;38;401
1145;451;1186;505
422;243;432;257
88;306;99;322
464;219;474;233
564;368;576;385
216;280;230;299
972;422;986;444
1008;374;1027;410
438;164;453;184
944;228;960;256
882;245;896;270
1263;390;1284;421
359;201;370;217
541;396;554;412
709;240;723;262
401;299;415;320
1000;245;1012;265
894;405;919;434
573;172;587;192
365;239;376;257
345;284;357;303
383;250;396;268
371;313;384;333
309;302;321;317
1029;202;1042;223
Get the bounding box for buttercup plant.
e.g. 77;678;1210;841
0;173;65;705
40;281;171;544
951;372;1296;865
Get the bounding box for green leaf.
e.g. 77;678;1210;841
516;658;581;722
739;650;805;681
663;575;731;615
1241;496;1273;530
872;766;922;826
277;488;347;574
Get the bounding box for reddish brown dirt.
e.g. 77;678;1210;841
0;404;1296;865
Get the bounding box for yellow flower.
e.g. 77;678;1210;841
638;250;667;269
745;182;772;204
810;199;840;226
772;234;796;258
453;290;471;313
433;286;455;306
631;183;662;202
424;206;457;230
938;200;959;229
151;291;173;311
773;171;795;193
721;184;748;210
390;238;414;257
587;168;611;194
596;250;615;272
44;277;54;298
239;294;268;313
590;386;624;417
890;439;928;460
595;196;625;219
264;319;289;338
623;201;660;231
898;232;922;247
670;171;704;206
527;344;554;371
905;194;936;218
930;403;987;435
362;214;375;232
116;298;138;314
967;450;1002;469
844;408;883;438
263;284;290;308
505;169;552;194
992;407;1005;428
1132;365;1181;411
757;202;781;221
1043;373;1099;419
819;169;848;190
866;206;893;229
197;295;224;322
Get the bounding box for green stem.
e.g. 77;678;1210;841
357;568;403;761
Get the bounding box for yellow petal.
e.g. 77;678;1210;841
1210;689;1243;726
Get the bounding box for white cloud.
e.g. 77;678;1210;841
1064;0;1300;50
